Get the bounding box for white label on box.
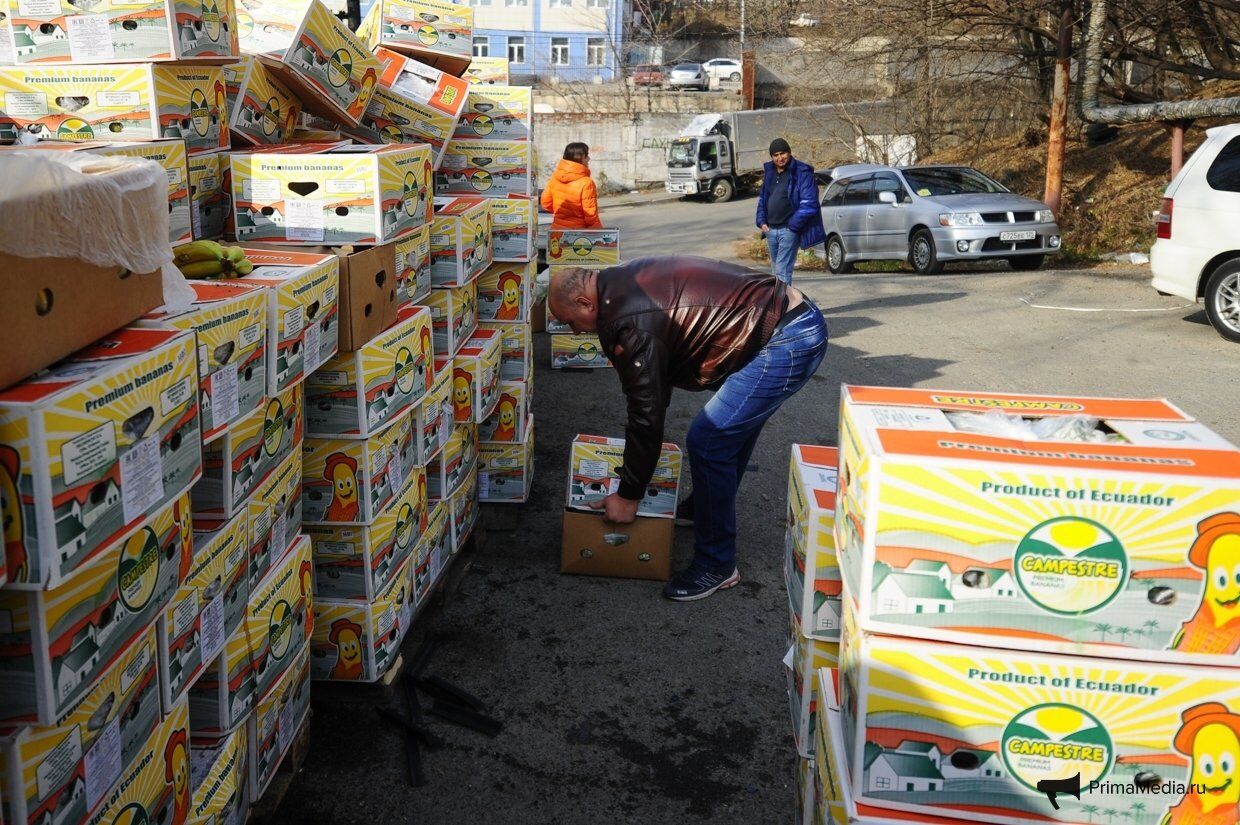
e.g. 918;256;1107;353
607;477;620;495
386;451;403;494
498;155;524;165
62;421;118;487
579;459;611;479
166;166;183;187
395;251;407;274
325;283;338;303
271;510;288;559
863;405;952;432
84;717;122;812
478;471;489;499
161;376;194;416
313;369;348;385
4;92;48;117
172;592;198;636
399;597;412;632
284;305;305;338
192;201;203;238
0;25;13;66
493;213;521;224
251;504;273;547
304;319;323;373
378;604;396;637
365;98;386;117
245;178;281;202
121;642;149;692
240;322;263;348
325;179;365;194
285;199;324;242
440;154;466;169
96;91;140;108
439;403;453;446
67;14;115;62
212;362;241;426
278;701;295;755
200;594;226;661
120;436;165;524
36;726;82;800
18;0;58;15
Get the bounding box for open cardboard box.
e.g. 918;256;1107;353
560;510;673;582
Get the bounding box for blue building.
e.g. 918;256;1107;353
465;0;630;83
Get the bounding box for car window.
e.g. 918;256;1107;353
844;179;874;205
822;180;846;207
674;64;697;71
901;167;1009;195
873;174;907;202
1206;136;1240;193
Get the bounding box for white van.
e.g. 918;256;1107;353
1150;123;1240;342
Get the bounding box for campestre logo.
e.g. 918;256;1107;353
57;117;94;141
1014;516;1128;615
394;346;417;393
469;169;493;191
470;113;494;136
327;49;352;88
417;24;438;45
402;171;419;217
572;237;595;256
576;342;600;361
189;89;211;137
112;802;151;825
1002;703;1113;792
201;0;222;40
262;397;285;456
260;96;281;136
118;527;161;612
268;599;294;660
395;501;415;548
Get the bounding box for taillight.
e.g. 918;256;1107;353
1157;197;1173;240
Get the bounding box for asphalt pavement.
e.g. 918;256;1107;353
276;195;1237;825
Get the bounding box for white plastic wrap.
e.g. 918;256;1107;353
0;152;193;310
947;410;1116;443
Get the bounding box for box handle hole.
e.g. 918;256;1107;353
35;288;54;316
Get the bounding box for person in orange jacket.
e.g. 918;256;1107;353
541;142;603;229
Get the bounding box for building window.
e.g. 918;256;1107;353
586;0;608;5
507;36;525;63
472;37;489;57
549;0;570;6
468;0;490;5
505;0;528;5
550;37;569;65
875;777;890;789
586;37;606;66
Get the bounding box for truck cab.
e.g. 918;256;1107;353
665;114;737;202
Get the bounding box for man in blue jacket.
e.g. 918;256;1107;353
756;138;826;284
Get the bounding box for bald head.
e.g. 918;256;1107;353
548;267;599;333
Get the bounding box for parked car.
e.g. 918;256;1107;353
819;163;1061;274
631;64;665;87
667;63;707;92
789;13;820;26
702;58;742;83
1150;123;1240;342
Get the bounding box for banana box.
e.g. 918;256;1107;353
0;625;159;825
311;553;413;682
0;326;200;590
0;489;189;727
551;333;610;370
357;0;471;75
187;604;255;734
427;423;475;502
436;138;532;199
83;140;193;243
341;85;449;163
477;261;533;323
396;223;432;306
835;385;1240;666
188;725;247;825
412;355;452;467
567;435;681;518
451;328;500;425
85;697;189;825
837;595;1240;825
462;56;506;85
239;0;379;127
413;499;448;602
426;279;478;357
302;412;413;524
244;446;302;586
479;380;525;443
430;195;491;287
787;609;840;759
449;463;477;553
479;320;531;383
246;640;308;799
188;151;229;240
139;280;268;443
160;510;249;711
230;143;431;245
547;229;620;267
372;46;469;170
0;64;228;153
240;534;312;707
307;467;426;601
797;756;819;825
223;56;301;146
193;383;303;519
787;444;842;642
234;246;339;394
479;415;533;504
545;314;572;335
0;0;236;65
454;85;531;142
305;305;433;438
489;197;536;263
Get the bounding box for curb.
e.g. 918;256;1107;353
599;192;682;210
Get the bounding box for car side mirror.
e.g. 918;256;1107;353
878;191;898;205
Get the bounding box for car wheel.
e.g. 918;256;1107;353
826;235;854;274
729;72;741;81
909;229;944;274
1204;259;1240;343
1007;255;1044;271
710;178;734;203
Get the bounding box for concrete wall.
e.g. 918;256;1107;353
535;111;691;190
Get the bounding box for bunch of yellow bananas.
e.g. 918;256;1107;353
173;241;255;279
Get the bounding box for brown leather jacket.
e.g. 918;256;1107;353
595;256;789;500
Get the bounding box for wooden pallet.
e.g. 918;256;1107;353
247;713;312;825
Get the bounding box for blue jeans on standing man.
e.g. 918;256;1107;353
685;300;828;575
766;225;799;284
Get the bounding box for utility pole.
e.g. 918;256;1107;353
1043;0;1074;215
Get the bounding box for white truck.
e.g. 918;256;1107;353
664;103;902;202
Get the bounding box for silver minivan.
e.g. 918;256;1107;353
820;164;1062;274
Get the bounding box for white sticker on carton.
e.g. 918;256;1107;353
95;91;140;108
284;305;305;339
0;25;13;65
66;14;116;62
304;319;323;373
240;322;263;349
862;405;952;432
36;726;82;800
478;472;489;499
4;92;48;117
18;0;58;15
325;179;365;195
121;435;165;523
200;594;226;662
278;700;295;755
172;592;198;636
161;375;194;416
439;403;453;446
62;420;118;487
245;178;281;202
212;363;241;426
285;199;324;242
387;450;404;495
579;459;611;480
84;717;122;812
271;510;288;559
192;201;203;238
440;154;466;169
399;595;412;631
166;166;183;187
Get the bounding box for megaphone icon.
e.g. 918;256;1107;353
1036;772;1081;810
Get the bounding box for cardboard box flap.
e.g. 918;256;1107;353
844;385;1192;421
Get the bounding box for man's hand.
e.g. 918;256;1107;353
588;493;639;524
760;223;769;233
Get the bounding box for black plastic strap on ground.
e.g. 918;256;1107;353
415;674;486;712
426;700;504;737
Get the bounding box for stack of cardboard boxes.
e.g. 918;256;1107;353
806;386;1240;825
546;228;621;370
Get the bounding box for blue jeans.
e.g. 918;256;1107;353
766;226;799;284
685;301;828;574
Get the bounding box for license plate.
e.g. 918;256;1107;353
1000;230;1036;242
